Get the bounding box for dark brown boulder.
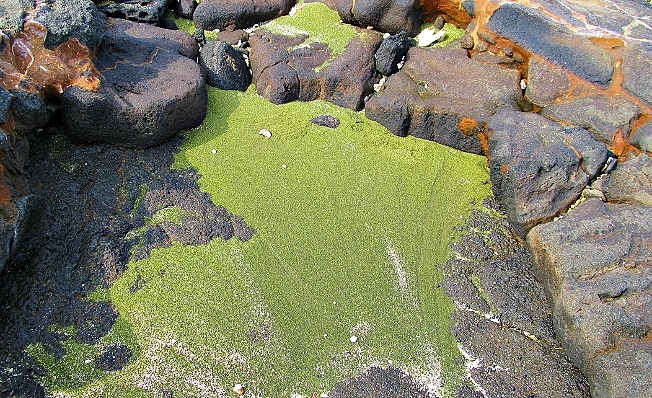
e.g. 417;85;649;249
337;0;424;36
193;0;295;31
61;19;207;148
365;47;524;154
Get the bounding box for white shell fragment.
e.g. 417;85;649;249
417;29;447;47
233;384;245;395
520;79;528;90
373;76;387;92
259;128;272;139
350;335;358;343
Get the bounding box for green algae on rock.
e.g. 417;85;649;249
26;87;492;397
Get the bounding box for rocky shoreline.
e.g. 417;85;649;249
0;0;651;397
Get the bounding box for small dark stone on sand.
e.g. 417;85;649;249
311;115;340;129
96;344;132;371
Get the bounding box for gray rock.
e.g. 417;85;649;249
541;94;641;144
193;0;295;31
0;0;33;33
525;55;571;107
374;31;414;76
629;119;652;152
528;198;652;398
250;27;381;110
199;41;251;91
487;2;615;86
337;0;424;36
9;90;56;135
603;153;652;206
622;41;652;106
34;0;107;50
0;88;12;126
175;0;196;19
97;0;172;25
488;108;609;236
365;47;524;154
61;19;206;148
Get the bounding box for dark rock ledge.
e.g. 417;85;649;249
0;0;651;397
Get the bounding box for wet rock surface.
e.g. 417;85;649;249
488;107;610;237
366;47;524;154
61;18;207;148
528;199;652;398
0;130;253;396
487;2;615;86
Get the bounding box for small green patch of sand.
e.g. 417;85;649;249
28;87;492;397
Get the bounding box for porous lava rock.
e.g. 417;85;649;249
249;28;381;110
365;47;524;154
33;0;107;50
528;198;652;398
0;0;32;33
175;0;197;19
199;41;251;91
193;0;295;31
487;2;615;87
61;18;207;148
487;107;610;236
540;94;641;144
97;0;172;25
337;0;424;36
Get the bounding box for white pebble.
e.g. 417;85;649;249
259;128;272;139
282;164;287;169
350;335;358;343
211;149;217;154
417;29;447;47
383;32;391;39
520;79;527;90
232;383;245;395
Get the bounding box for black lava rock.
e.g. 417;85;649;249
311;114;340;129
96;344;132;371
199;40;252;91
375;31;414;76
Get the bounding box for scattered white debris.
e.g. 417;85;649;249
396;60;404;70
232;383;245;395
259;128;272;139
417;29;447;47
289;5;299;15
366;25;374;30
373;76;387;92
350;335;358;343
321;394;329;398
520;79;527;90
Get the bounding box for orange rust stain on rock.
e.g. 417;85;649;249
501;164;509;174
612;129;641;161
588;36;625;51
419;0;473;27
478;131;490;158
0;21;100;96
459;116;478;136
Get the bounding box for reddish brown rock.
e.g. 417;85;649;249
365;47;524;154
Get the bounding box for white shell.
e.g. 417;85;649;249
350;335;358;343
417;29;447;47
233;384;245;395
259;129;272;139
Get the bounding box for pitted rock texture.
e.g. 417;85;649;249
528;199;652;398
366;47;524;154
249;28;382;110
193;0;295;31
34;0;107;50
97;0;172;25
337;0;424;36
488;108;610;237
603;153;652;206
487;2;615;86
540;94;641;144
61;18;207;148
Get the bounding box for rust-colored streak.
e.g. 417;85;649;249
419;0;473;27
478;131;490;158
612;129;641;161
458;116;478;136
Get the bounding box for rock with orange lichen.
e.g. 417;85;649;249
365;46;524;154
61;18;206;148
